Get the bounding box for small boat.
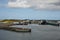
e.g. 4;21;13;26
19;22;28;25
15;28;31;32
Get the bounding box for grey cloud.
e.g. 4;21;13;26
21;0;60;10
52;2;60;6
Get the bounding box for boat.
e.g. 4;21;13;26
15;28;31;32
19;22;28;25
39;20;47;25
2;27;31;32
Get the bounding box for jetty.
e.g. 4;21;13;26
0;23;31;32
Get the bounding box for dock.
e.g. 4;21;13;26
0;23;31;32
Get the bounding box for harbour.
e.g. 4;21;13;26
0;24;60;40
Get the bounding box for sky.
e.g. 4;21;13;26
0;0;60;20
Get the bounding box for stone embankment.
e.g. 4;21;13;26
0;23;31;32
0;23;13;29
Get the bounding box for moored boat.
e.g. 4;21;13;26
15;28;31;32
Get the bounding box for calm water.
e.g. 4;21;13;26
0;24;60;40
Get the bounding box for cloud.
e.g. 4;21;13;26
8;0;31;8
30;0;60;10
8;0;60;10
